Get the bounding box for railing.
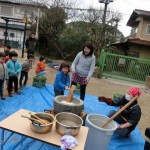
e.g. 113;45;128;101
99;50;150;84
0;39;22;49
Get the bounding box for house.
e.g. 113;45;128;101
111;9;150;59
0;0;41;49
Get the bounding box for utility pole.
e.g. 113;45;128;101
99;0;113;24
114;19;119;41
35;8;40;39
98;0;114;47
4;18;9;45
102;1;108;28
22;17;28;58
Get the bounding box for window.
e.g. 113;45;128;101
0;5;13;17
118;58;126;67
130;27;137;35
3;32;8;36
129;51;139;58
146;24;150;35
10;33;15;37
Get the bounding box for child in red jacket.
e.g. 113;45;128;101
4;45;11;63
35;56;46;76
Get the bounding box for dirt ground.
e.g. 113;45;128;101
1;48;150;137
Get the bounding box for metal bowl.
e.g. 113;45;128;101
55;112;83;136
30;113;54;134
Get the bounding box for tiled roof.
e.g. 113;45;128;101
128;38;150;46
0;0;36;5
127;9;150;27
111;38;150;47
134;9;150;16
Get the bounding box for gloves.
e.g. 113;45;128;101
98;96;112;105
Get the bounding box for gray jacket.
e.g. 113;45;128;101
0;63;8;80
21;58;31;71
71;51;95;79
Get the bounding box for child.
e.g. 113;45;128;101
4;45;11;63
19;54;34;89
35;56;46;76
5;52;10;63
6;51;22;97
0;52;8;100
4;45;11;56
54;63;70;96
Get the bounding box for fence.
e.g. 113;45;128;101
0;39;22;49
99;50;150;84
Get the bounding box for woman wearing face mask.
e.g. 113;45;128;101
99;87;141;137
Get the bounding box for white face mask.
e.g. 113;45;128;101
125;93;131;101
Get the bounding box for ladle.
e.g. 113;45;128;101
21;115;43;125
29;112;47;125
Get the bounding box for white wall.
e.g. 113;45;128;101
0;2;40;45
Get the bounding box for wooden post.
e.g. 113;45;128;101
66;85;76;102
100;96;138;128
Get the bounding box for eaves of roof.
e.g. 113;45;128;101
111;38;150;47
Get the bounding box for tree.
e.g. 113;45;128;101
80;6;123;52
38;6;67;58
30;1;124;60
31;0;79;59
59;21;90;60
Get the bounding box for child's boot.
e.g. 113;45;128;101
9;93;13;97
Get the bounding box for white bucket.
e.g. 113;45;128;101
85;114;118;150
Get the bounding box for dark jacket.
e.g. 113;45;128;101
111;95;141;131
54;71;70;93
25;37;38;53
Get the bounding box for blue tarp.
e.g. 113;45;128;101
0;84;145;150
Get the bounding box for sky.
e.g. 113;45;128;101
72;0;150;37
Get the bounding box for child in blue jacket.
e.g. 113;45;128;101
54;63;70;96
6;51;22;97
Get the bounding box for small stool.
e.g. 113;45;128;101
113;93;122;99
75;84;80;94
32;76;46;88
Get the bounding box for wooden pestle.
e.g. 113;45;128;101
29;112;47;125
66;85;77;102
21;115;43;125
100;96;139;128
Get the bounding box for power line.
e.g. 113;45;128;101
123;0;135;8
62;6;143;17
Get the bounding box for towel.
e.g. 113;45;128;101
60;135;78;150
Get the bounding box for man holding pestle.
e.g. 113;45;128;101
98;87;141;137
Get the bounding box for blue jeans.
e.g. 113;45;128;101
0;80;4;97
108;110;131;137
37;71;46;76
